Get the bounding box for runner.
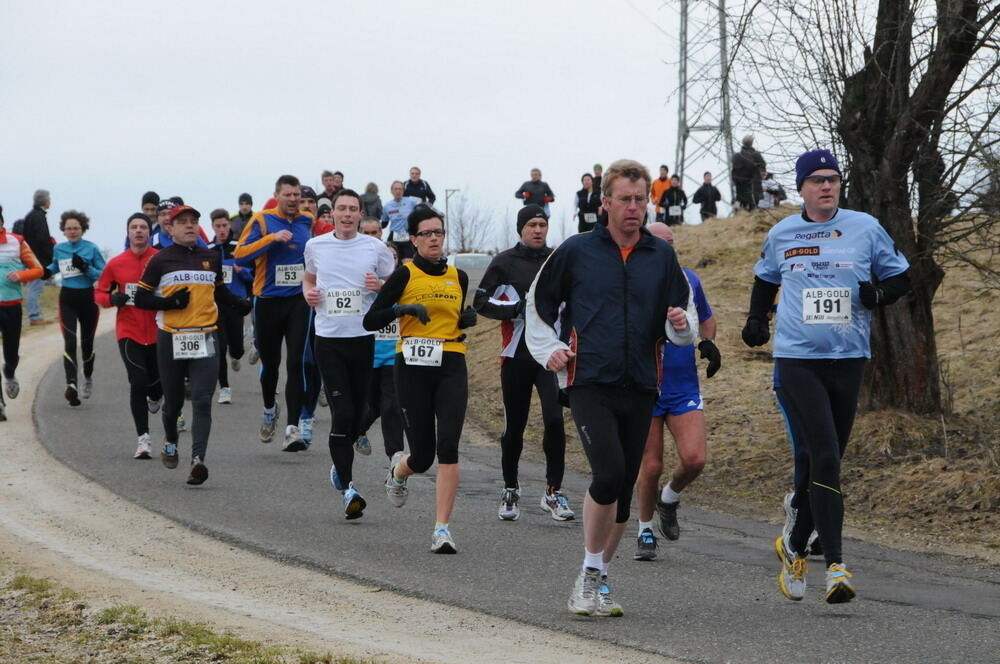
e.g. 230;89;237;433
234;175;315;447
403;167;436;205
0;203;44;421
380;181;419;263
574;174;602;234
633;222;721;561
141;192;160;225
474;204;571;522
229;193;254;240
135;205;251;485
363;204;478;553
741;149;910;604
47;210;105;406
95;213;163;458
208;209;252;405
303;190;395;518
525;159;696;617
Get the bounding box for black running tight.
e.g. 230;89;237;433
361;364;405;458
253;295;309;425
156;330;217;460
315;335;374;486
117;338;162;436
59;287;99;385
216;306;246;388
394;352;467;473
0;304;22;404
499;357;566;489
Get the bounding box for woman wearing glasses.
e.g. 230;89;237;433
363;204;477;554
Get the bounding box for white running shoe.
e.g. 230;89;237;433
596;576;624;617
134;433;152;460
147;396;162;414
82;377;93;399
217;387;232;404
498;487;520;521
259;404;278;443
775;535;807;601
540;490;575;521
384;452;408;507
247;347;259;365
318;389;328;408
430;525;457;554
4;376;19;400
176;414;187;432
282;424;307;452
825;563;856;604
782;491;796;545
299;417;314;443
568;567;601;616
343;483;367;520
353;434;372;456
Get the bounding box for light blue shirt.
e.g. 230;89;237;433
380;196;420;237
754;208;909;359
48;239;105;289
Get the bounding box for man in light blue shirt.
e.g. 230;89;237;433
379;180;420;263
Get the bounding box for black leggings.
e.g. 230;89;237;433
500;357;566;489
361;364;405;458
59;287;99;385
216;306;246;388
776;357;866;566
253;296;310;425
568;384;656;523
156;330;218;460
394;351;467;473
0;304;22;405
315;335;374;486
117;338;162;436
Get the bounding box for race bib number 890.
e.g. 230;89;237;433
402;337;444;366
376;319;400;341
802;288;851;324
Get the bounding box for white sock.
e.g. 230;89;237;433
661;483;681;504
638;519;655;534
264;405;276;416
600;561;610;577
583;549;603;571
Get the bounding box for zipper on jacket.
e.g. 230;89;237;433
621;245;630;387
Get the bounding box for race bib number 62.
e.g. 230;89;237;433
325;288;362;316
802;288;851;324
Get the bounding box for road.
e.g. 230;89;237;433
36;332;999;664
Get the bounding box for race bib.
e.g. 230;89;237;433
325;288;363;316
583;213;597;224
668;205;682;217
124;282;138;306
275;263;304;286
222;265;233;284
172;332;215;359
392;230;410;243
376;319;400;341
58;258;82;279
402;337;443;367
802;288;852;324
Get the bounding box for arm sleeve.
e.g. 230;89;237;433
13;240;43;283
525;246;571;367
85;244;105;282
545;184;555;201
94;259;115;308
748;276;781;318
458;269;470;308
877;270;910;305
376;243;396;279
303;240;316;275
424;182;436;206
362;266;410;331
514;183;526;199
473;257;521;320
664;255;697;346
713;186;722;202
692;187;704;205
233;214;275;261
380;207;390;228
753;232;782;283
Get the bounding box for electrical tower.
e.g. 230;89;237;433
674;0;734;201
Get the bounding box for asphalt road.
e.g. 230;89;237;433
36;332;999;663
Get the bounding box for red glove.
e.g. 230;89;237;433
522;191;531;199
543;195;553;203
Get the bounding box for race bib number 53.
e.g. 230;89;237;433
275;264;304;286
402;337;443;366
802;288;851;324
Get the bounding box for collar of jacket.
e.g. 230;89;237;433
513;241;551;259
592;219;656;249
413;252;448;276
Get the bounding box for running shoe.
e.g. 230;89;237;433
247;347;259;365
540;490;575;521
656;496;680;540
384;451;408;507
775;535;807;601
782;491;796;544
809;533;823;557
187;456;209;485
318;389;327;408
161;442;179;469
353;434;372;456
498;487;520;521
4;376;19;400
259;407;278;443
825;563;855;604
82;377;93;399
217;387;232;404
177;414;187;432
430;525;457;554
634;527;658;561
567;567;601;616
0;402;6;422
596;576;624;617
329;463;346;491
147;396;162;414
299;417;314;444
343;483;367;520
134;433;152;460
65;383;81;407
282;424;307;452
230;357;241;372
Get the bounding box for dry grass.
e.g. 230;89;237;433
465;207;999;554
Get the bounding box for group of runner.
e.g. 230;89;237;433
0;150;910;616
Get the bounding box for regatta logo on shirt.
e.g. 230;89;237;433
784;246;820;259
793;230;843;241
835;261;854;269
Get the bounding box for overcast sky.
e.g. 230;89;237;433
1;0;755;252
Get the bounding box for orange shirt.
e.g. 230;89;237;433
650;177;672;212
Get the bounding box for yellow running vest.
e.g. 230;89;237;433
396;262;466;354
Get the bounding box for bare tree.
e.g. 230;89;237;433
446;191;495;254
728;0;1000;415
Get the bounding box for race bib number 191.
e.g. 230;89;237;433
802;288;851;324
402;337;443;366
275;264;304;286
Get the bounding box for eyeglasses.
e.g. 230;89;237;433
608;195;648;205
803;175;841;186
413;229;446;237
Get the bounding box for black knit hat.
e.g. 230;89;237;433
141;191;160;207
238;192;252;205
516;204;548;234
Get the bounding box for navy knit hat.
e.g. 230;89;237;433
141;191;160;207
796;149;841;190
517;204;548;234
238;192;252;205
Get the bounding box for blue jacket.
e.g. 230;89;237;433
208;239;253;299
48;239;105;289
234;208;313;298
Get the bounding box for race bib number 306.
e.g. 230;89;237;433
402;337;444;366
802;288;851;324
275;264;304;286
172;332;215;359
325;288;362;316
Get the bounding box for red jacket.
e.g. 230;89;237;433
96;247;159;344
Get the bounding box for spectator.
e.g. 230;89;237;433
319;170;342;209
141;191;160;222
230;193;253;239
575;173;602;233
361;182;384;220
759;171;786;209
732;135;766;211
592;163;603;192
300;186;318;217
650;165;672;223
22;189;54;325
403;166;436;205
692;172;722;221
514;168;555;216
659;175;688;226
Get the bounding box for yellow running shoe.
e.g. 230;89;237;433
775;535;807;601
825;563;856;604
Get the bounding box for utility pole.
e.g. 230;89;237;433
444;188;460;252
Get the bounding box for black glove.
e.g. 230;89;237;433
698;339;722;378
167;287;190;310
514;299;527;318
71;253;88;272
233;297;252;316
395;303;430;325
858;281;883;309
741;315;770;347
458;306;477;329
109;292;130;307
42;267;53;280
557;388;571;409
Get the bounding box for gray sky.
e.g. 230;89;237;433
1;0;746;252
